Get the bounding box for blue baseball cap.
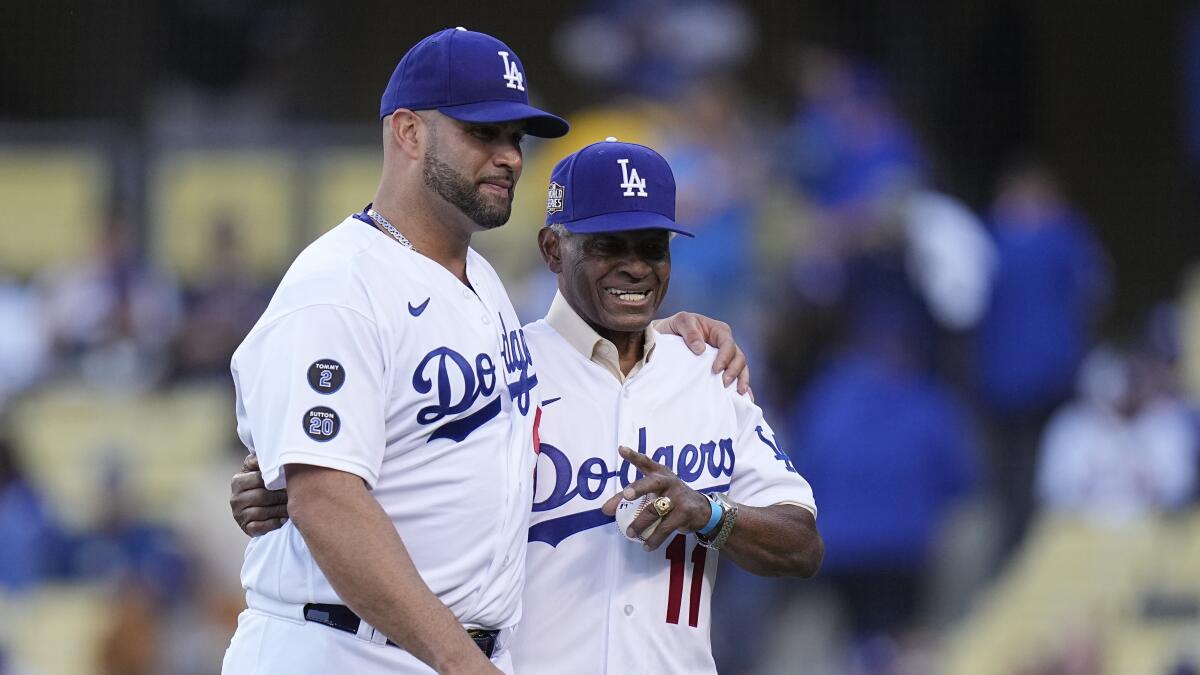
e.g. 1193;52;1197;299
379;27;569;139
545;138;694;237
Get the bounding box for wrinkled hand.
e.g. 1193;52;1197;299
653;311;750;395
230;454;289;537
601;446;713;550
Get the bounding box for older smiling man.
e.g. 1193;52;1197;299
509;138;822;674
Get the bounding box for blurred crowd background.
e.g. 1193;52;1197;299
2;1;1199;674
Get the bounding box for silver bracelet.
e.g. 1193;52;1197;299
699;493;738;550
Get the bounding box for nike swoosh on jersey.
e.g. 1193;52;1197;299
408;298;431;316
540;396;562;406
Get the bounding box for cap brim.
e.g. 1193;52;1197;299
440;101;570;138
561;210;695;238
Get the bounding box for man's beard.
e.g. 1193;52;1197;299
423;147;512;230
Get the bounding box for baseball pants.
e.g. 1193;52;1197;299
221;600;514;674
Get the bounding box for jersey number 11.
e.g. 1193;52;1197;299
665;535;707;627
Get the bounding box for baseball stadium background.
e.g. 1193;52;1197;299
2;1;1199;673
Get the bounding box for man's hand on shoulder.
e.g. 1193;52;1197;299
652;311;750;395
231;453;289;537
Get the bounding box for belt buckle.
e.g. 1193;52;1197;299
466;628;498;659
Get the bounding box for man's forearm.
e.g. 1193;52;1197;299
720;503;823;578
285;465;493;674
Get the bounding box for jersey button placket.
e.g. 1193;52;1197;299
461;273;513;572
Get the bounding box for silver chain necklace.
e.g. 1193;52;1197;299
366;207;417;252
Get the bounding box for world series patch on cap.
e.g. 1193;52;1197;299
379;27;569;138
545;137;694;237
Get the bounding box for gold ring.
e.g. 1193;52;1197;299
652;496;674;517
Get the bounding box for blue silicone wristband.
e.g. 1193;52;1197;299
698;496;724;536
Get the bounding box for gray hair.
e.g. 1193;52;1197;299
543;223;678;241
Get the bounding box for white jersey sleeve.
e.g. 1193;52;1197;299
232;303;386;491
725;389;817;515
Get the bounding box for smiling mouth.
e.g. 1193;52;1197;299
605;287;653;303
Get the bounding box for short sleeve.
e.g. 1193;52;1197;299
233;304;387;491
726;391;818;517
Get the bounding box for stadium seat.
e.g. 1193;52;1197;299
150;149;298;285
307;148;383;241
0;148;107;276
944;512;1200;674
0;583;107;675
8;382;234;529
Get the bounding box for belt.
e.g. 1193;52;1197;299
302;603;499;658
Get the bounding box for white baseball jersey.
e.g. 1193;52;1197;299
226;213;539;671
509;306;816;675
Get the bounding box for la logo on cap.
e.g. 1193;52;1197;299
617;158;648;197
498;51;525;91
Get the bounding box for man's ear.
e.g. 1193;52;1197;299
389;109;424;160
537;227;564;274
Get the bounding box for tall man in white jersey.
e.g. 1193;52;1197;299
510;139;822;674
231;137;821;674
221;27;573;675
222;28;745;675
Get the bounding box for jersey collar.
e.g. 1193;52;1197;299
544;291;656;384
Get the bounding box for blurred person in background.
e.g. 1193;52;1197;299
786;296;982;672
554;0;754;100
765;47;931;410
899;188;996;334
0;434;61;594
973;160;1111;553
172;215;272;381
0;273;50;413
777;46;925;239
68;454;189;591
42;208;183;390
1035;338;1197;522
67;455;190;675
656;78;770;343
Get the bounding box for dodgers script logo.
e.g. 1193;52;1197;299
411;315;537;443
499;315;537;415
528;426;736;546
412;347;500;443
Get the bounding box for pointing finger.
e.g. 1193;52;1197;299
620;474;668;502
619;445;666;474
